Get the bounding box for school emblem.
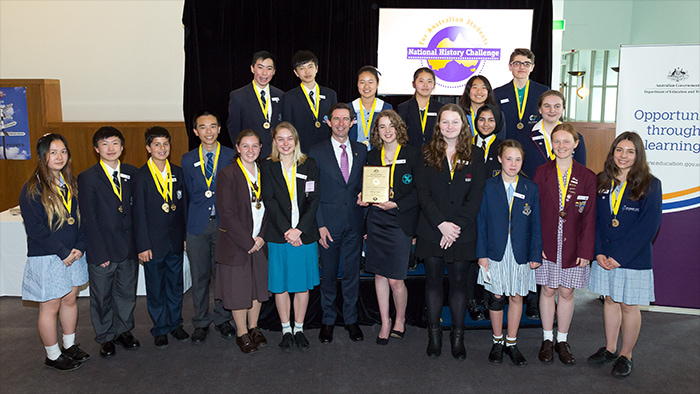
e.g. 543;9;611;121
576;200;586;213
492;169;501;177
177;190;182;200
402;174;413;184
523;203;531;216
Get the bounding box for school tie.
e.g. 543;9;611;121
112;171;120;193
508;183;514;205
340;144;349;183
259;89;266;105
308;90;315;108
205;152;214;178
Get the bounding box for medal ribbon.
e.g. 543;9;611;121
301;83;320;121
198;142;221;190
253;82;269;121
513;80;530;124
237;158;261;202
281;162;296;204
99;160;122;202
419;101;429;135
556;163;572;210
381;144;401;194
147;158;173;204
359;98;378;139
469;110;476;135
56;173;73;215
611;180;627;217
542;122;556;160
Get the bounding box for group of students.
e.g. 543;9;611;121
19;48;661;380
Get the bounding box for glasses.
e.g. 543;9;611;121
510;61;532;68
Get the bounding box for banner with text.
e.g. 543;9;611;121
0;87;31;160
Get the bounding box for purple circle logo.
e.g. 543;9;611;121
426;26;480;82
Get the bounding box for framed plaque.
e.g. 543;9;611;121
362;166;390;203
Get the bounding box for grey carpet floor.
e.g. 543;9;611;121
1;289;698;393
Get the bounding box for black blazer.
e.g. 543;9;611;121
366;145;421;236
132;162;188;259
415;149;486;261
260;157;321;244
474;136;503;178
227;83;284;158
397;97;444;148
282;85;337;153
78;162;138;265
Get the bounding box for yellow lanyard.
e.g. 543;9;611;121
56;173;72;215
556;163;572;210
99;160;122;202
473;135;496;162
198;142;221;190
419;101;429;135
611;181;627;217
301;83;320;120
359;98;378;139
147;158;173;203
469;110;477;134
281;162;296;204
541;122;558;160
253;82;269;121
513;80;530;123
237;158;261;202
381;144;401;192
448;158;455;180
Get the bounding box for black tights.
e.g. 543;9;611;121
424;257;470;328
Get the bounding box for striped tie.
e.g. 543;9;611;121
205;152;214;178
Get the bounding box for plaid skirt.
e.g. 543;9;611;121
588;262;655;306
22;254;88;302
535;258;590;289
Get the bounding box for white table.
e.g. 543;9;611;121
0;208;191;297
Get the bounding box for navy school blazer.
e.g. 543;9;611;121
494;78;549;141
397;97;444;148
282;85;337;153
227;83;284;158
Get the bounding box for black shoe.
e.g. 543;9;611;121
99;341;116;358
390;329;405;339
215;322;235;339
319;324;334;344
63;344;90;362
376;336;389;345
45;354;81;371
154;335;168;349
538;340;554;364
345;323;364;342
426;326;442;358
294;331;310;351
408;254;418;271
504;345;528;366
191;327;209;345
555;341;576;365
450;327;466;360
279;332;295;353
114;332;140;350
467;299;485;321
611;356;633;378
587;347;619;366
489;343;504;364
525;298;540;319
170;325;189;341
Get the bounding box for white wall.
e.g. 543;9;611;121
0;0;184;122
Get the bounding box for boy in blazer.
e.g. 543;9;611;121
282;50;338;153
308;103;366;344
227;51;284;158
78;127;140;358
133;126;189;349
182;111;236;344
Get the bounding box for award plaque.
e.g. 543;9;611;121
362;166;390;203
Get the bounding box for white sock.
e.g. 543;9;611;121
492;334;504;344
506;336;517;347
62;333;75;348
543;330;554;341
294;322;304;334
281;321;292;335
45;343;61;360
557;331;568;343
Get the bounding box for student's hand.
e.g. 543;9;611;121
478;257;489;270
356;193;369;207
318;227;333;249
248;237;265;254
542;250;548;260
529;261;541;269
576;257;590;267
439;234;454;250
62;254;75;267
138;250;153;263
184;241;187;252
437;221;460;243
607;257;621;269
284;228;302;245
374;201;397;211
70;249;83;260
100;261;111;268
596;254;611;270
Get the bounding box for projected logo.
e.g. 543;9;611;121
407;22;500;89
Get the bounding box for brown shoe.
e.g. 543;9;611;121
555;341;576;365
235;333;258;354
248;327;268;347
538;339;554;364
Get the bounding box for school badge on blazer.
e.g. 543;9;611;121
523;203;531;216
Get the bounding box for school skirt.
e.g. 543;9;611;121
22;254;88;302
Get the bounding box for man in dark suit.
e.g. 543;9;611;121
494;48;549;141
181;111;236;344
78;127;140;358
227;51;283;158
283;50;338;153
133;126;189;348
308;103;366;343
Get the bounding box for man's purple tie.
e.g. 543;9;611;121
340;144;349;183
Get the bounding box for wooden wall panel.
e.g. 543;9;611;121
573;122;617;175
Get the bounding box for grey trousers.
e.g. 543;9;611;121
88;259;138;343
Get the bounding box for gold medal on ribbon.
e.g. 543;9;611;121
148;158;174;215
610;180;627;229
315;121;321;128
513;80;530;131
171;203;177;212
381;144;402;201
205;190;213;198
67;217;75;225
517;122;524;130
612;218;620;227
559;211;567;218
237;158;262;209
162;203;170;213
255;201;262;210
363;140;369;146
56;174;75;224
389;189;394;199
263;122;270;129
118;205;123;213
